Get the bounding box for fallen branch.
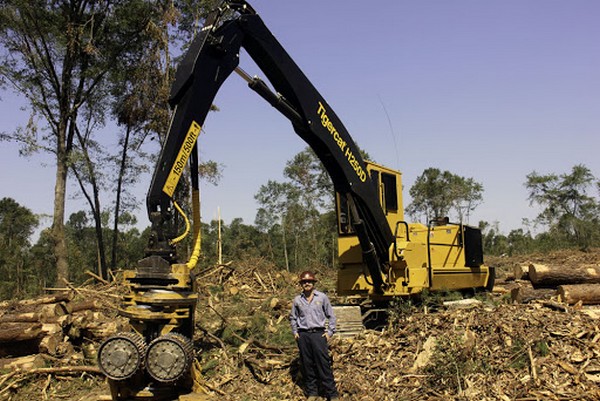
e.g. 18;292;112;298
0;366;103;399
14;365;103;375
85;270;109;285
196;326;228;353
253;271;269;292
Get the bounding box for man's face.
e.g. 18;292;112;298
301;280;315;290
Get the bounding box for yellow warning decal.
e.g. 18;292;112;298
163;121;202;197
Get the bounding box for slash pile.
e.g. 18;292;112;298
1;251;600;400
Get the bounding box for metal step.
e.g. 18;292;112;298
332;305;364;338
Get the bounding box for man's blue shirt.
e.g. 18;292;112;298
290;290;336;337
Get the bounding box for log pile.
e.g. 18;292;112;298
509;262;600;305
0;287;128;371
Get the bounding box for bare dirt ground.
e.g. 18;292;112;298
2;249;600;401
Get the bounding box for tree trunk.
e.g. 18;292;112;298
282;216;289;272
111;125;132;271
92;189;108;280
72;124;108;280
53;144;70;286
529;263;600;288
558;284;600;305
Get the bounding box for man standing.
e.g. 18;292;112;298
290;271;339;401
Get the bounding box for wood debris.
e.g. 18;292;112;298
1;251;600;400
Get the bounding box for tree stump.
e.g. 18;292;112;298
512;265;529;280
510;286;555;304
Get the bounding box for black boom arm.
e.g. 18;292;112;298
147;1;394;291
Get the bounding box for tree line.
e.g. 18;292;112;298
1;156;599;300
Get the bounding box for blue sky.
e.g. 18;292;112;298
1;0;599;235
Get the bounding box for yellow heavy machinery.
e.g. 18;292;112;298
97;1;493;399
334;161;493;330
336;160;492;300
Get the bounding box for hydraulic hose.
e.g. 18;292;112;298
186;189;202;269
170;201;190;245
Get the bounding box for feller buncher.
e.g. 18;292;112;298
97;1;494;399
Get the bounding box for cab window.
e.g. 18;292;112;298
381;172;398;212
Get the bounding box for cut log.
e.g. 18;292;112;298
83;320;121;340
1;313;74;325
39;332;63;355
4;299;72;317
39;301;71;317
69;299;102;313
558;284;600;305
529;263;600;288
511;286;555;303
40;323;63;336
0;323;43;342
0;292;73;309
44;314;72;326
0;354;46;370
0;312;43;323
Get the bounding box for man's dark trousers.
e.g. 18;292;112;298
298;330;338;397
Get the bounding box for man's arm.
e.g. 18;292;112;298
323;295;336;337
289;298;299;339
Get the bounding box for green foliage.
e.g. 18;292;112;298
425;334;488;392
480;165;600;255
0;198;39;299
506;338;529;370
526;164;600;250
200;358;220;377
480;221;535;256
407;168;483;224
254;147;336;271
27;229;57;294
199;218;268;268
536;340;550;357
0;204;149;300
387;297;416;326
0;0;221;285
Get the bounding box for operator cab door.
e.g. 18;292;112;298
336;161;404;263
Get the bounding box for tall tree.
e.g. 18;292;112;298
407;168;483;224
255;180;297;270
526;164;599;250
283;149;334;266
0;0;158;284
255;148;336;270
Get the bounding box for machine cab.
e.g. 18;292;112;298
336;161;404;238
336;161;407;296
